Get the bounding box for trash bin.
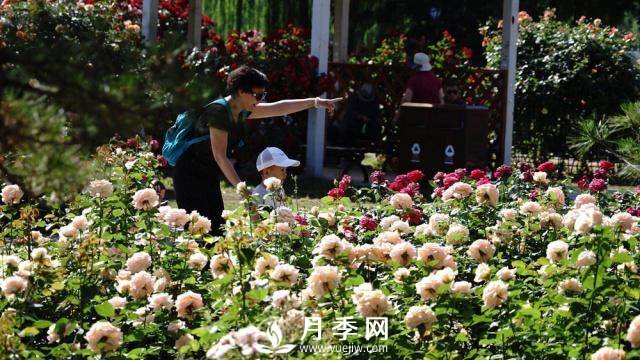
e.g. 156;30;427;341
397;103;489;177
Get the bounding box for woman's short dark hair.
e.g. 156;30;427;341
227;65;269;95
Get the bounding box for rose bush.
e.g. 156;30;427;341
1;143;640;358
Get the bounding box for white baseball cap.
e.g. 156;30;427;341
413;52;433;71
256;147;300;172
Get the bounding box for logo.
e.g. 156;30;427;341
255;321;296;355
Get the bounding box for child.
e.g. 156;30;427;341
253;147;300;207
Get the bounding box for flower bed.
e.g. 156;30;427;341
1;144;640;358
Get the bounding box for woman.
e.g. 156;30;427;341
173;65;341;235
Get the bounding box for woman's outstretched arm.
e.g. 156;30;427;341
248;97;343;119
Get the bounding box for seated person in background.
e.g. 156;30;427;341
443;82;465;105
401;52;444;105
338;82;381;146
252;147;300;208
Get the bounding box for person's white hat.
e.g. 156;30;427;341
413;52;433;71
256;147;300;172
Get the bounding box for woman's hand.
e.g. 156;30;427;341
316;97;343;115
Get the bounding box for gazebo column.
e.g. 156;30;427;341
333;0;350;62
188;0;203;48
141;0;159;44
306;0;331;177
500;0;519;165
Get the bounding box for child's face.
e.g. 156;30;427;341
262;165;287;181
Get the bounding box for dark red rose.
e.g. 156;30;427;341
470;169;486;180
407;170;425;183
294;214;308;225
529;190;538;200
627;207;640;217
589;178;607;192
149;139;160;152
494;165;513;179
592;168;608;179
577;177;590;190
537;161;555;172
359;216;378;231
400;183;420;197
126;138;139;148
401;208;423;225
369;170;386;185
156;155;168;167
518;162;531;172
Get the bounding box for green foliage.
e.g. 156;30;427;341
483;11;640;160
571;102;640;179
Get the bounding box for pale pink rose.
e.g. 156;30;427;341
355;289;392;317
128;271;155;300
115;280;130;294
435;267;456;283
148;293;174;311
496;267;516;281
451;281;473;295
175;237;199;252
315;234;348;259
86;179;114;198
187;252;208;270
47;322;74;343
2;255;21;268
85;321;122;353
546;187;565;206
390;241;417;266
132;188;159;210
167;320;185;333
575;215;594;234
390;193;413;209
467;239;496;262
71;215;90;230
475;183;499;206
576;250;597;267
163;208;190;228
373;231;402;246
558;278;583;295
117;270;132;280
189;211;212;235
380;215;401;230
273;206;294;223
500;209;518;221
210;254;234;279
404;305;436;329
626;315;640;348
318;212;336;226
30;247;49;262
307;265;341;297
59;224;78;239
563;209;580;229
546;240;569;263
175;334;195;350
394;268;411;283
474;263;491;283
389;220;411;234
270;264;299;285
286;309;306;328
31;231;45;244
442;182;473;201
574;194;596;209
540;212;563;230
369;242;393;263
519;201;542;216
1;276;27;296
276;222;292;235
610;213;636;231
271;290;294;309
418;243;453;269
108;296;127;310
414;224;434;237
591;347;625;360
253;254;279;276
532;171;549;185
126;252;152;273
175;291;203;319
428;213;451;235
482;281;508;309
1;184;23;204
446;223;469;245
263;177;282;191
416;274;443;301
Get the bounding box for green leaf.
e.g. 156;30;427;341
611;252;633;264
32;320;53;329
94;301;115;318
19;327;39;337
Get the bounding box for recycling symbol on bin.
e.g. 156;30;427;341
444;145;455;165
410;143;421;163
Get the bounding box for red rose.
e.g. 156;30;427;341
406;170;425;183
433;187;444;198
388;181;404;192
400;183;420;197
156;155;168;168
339;175;352;190
359;216;378;231
592;168;607;179
401;208;423;225
394;174;410;188
433;171;446;183
577;177;590;191
493;165;513;179
476;177;491;185
588;178;607;192
126;138;139;148
537;161;555;172
599;160;615;172
443;175;460;188
470;169;486;180
327;187;345;199
454;168;467;178
627;207;640;217
149;139;160;152
294;214;308;225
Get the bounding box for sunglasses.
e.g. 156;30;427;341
251;91;267;101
